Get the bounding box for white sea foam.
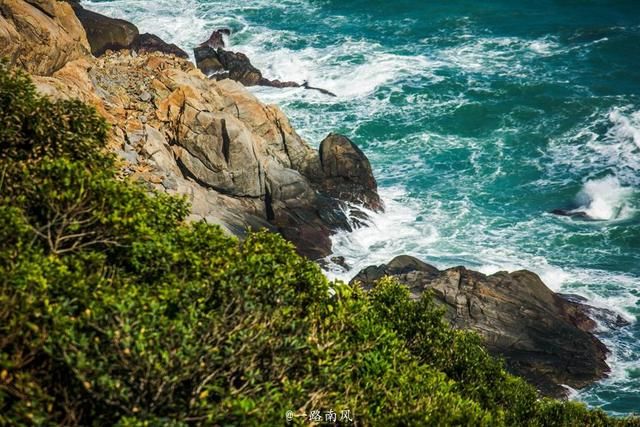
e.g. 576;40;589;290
435;36;561;78
548;107;640;186
324;186;440;282
571;176;634;221
243;41;441;100
608;108;640;150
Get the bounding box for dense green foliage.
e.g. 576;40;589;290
1;64;638;426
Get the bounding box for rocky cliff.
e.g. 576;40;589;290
1;0;380;259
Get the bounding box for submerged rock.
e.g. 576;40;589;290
352;255;611;397
551;208;593;220
302;81;337;97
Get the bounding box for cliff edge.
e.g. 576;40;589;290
1;0;381;259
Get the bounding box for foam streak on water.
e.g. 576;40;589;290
86;0;640;415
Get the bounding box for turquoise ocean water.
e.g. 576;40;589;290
87;0;640;415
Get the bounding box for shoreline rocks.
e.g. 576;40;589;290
2;0;381;260
351;255;614;397
67;0;188;59
194;42;300;88
317;134;383;212
194;29;336;95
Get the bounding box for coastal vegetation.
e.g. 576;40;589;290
1;64;638;426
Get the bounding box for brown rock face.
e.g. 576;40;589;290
318;134;383;212
0;0;90;75
29;50;377;259
67;0;139;56
352;256;612;397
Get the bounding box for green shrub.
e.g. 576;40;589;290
0;63;637;426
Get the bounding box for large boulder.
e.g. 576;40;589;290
67;0;139;56
351;256;612;397
317;134;383;211
0;0;90;75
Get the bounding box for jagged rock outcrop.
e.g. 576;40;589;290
0;0;90;75
194;44;299;88
352;255;612;397
193;29;335;95
201;28;230;50
560;293;631;330
2;0;380;259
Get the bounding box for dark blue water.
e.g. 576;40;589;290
87;0;640;415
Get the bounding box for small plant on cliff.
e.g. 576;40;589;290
0;64;637;426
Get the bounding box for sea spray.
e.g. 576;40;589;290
573;176;634;221
608;108;640;150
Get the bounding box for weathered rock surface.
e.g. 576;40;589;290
3;0;381;259
317;134;383;211
0;0;90;75
352;255;612;397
